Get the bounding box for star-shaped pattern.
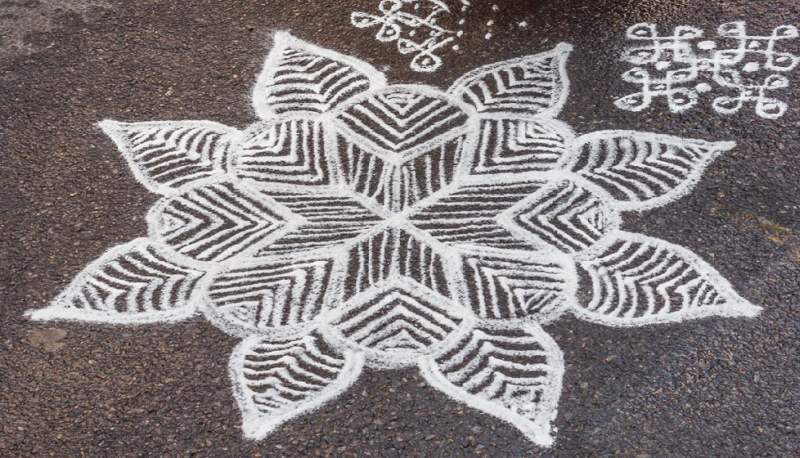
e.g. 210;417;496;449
28;32;761;447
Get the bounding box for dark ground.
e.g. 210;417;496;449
1;1;799;456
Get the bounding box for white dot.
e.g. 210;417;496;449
485;33;492;40
458;19;466;25
456;30;464;37
655;61;670;70
486;20;494;26
698;40;716;50
518;21;528;28
452;45;460;51
695;83;712;93
492;4;499;11
743;62;760;72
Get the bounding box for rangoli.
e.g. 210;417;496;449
28;32;761;447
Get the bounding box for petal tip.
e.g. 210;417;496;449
554;42;574;55
97;119;122;133
732;301;763;318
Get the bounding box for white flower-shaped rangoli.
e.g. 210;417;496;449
28;33;761;447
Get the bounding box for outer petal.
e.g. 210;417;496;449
229;331;364;440
99;120;240;195
419;320;564;447
253;32;387;118
565;131;736;212
447;43;573;119
573;231;761;326
26;238;206;324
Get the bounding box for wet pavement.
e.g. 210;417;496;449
2;0;799;456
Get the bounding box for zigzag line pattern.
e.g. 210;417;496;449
508;179;614;253
336;134;465;211
461;252;571;320
331;285;462;354
235;119;331;185
410;181;541;250
343;228;452;301
152;182;287;261
427;323;562;438
257;190;383;255
265;47;373;114
579;236;733;322
569;132;732;205
51;240;205;317
101;121;234;192
207;257;334;332
472;119;570;175
337;88;469;155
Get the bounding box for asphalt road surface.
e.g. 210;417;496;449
2;1;799;456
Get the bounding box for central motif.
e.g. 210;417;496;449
28;33;761;447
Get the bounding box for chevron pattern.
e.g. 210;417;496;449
336;87;469;156
261;47;373;115
410;180;545;250
422;322;563;445
331;283;462;355
342;227;452;301
256;189;383;255
471;119;571;175
151;182;288;261
505;179;615;253
207;256;335;333
231;332;362;438
569;132;733;206
448;46;570;117
44;240;205;321
336;133;467;211
234;119;332;186
577;234;755;325
460;250;572;320
100;120;235;193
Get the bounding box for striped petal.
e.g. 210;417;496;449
253;32;386;118
419;320;564;447
26;239;206;324
230;331;364;440
100;120;240;195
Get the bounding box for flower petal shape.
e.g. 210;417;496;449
451;246;577;323
229;331;364;440
27;238;205;324
332;85;474;211
99;120;240;195
147;182;297;262
565;131;736;211
253;32;386;118
448;43;573;119
498;174;621;255
419;320;564;447
573;231;762;326
203;250;342;338
468;118;574;176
